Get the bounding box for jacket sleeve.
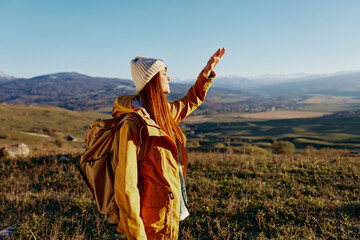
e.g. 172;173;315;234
113;120;147;240
169;70;216;123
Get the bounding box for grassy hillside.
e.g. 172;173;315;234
1;151;359;239
183;111;360;152
0;103;110;155
1;102;360;239
2;103;360;156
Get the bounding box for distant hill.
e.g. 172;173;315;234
199;71;360;97
0;72;136;111
323;109;360;118
0;71;16;82
212;76;258;89
2;70;359;116
182;75;312;90
211;73;328;90
168;82;250;101
250;72;360;96
0;72;252;112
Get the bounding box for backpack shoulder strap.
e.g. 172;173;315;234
118;112;144;156
121;112;143;125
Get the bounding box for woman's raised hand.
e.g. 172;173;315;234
203;48;226;77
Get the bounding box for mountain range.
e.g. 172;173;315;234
250;72;360;96
175;71;360;96
0;72;248;111
1;70;359;112
0;72;135;111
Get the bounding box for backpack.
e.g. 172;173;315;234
78;113;142;225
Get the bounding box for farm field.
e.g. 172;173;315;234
182;110;330;124
1;151;360;239
298;95;360;105
237;110;329;120
297;95;360;112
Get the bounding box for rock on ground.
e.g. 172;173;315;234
0;143;30;159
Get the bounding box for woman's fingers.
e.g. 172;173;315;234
210;48;225;61
213;48;225;65
216;48;225;59
218;48;225;58
212;48;221;58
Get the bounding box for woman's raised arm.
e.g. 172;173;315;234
169;48;226;123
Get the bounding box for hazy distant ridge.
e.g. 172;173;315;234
0;71;16;82
0;72;136;111
1;71;359;113
244;72;360;96
181;71;360;95
0;71;254;112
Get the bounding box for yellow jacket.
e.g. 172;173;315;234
112;71;215;240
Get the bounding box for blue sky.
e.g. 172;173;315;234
1;0;359;80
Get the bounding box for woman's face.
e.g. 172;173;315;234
160;67;171;94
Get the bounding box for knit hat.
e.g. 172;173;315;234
131;56;167;92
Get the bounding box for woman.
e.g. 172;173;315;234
112;48;225;239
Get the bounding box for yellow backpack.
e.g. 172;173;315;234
79;113;142;225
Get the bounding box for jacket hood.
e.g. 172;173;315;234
112;95;175;144
112;95;138;118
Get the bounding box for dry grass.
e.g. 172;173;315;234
0;103;109;153
1;150;360;239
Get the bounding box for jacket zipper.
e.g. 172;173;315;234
169;191;174;240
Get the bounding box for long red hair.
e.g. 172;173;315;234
139;72;186;146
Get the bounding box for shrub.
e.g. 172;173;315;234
317;147;349;158
272;141;295;154
303;145;317;156
234;144;271;155
187;140;200;148
213;142;226;148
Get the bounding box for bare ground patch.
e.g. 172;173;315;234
239;110;330;119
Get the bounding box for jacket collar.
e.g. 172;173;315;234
112;95;168;136
112;94;181;160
